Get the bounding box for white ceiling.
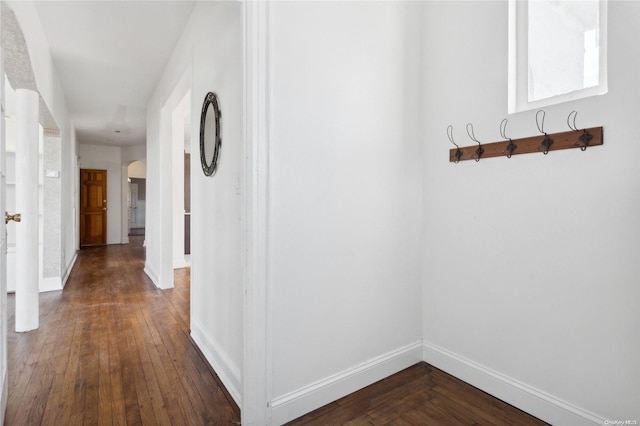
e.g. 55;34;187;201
33;0;196;147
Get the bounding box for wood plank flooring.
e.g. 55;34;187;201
5;236;240;425
286;362;548;426
6;236;548;425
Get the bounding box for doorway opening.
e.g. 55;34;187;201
127;160;146;237
5;75;63;292
172;90;191;268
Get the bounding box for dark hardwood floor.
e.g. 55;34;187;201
5;236;547;425
287;362;548;426
5;236;239;425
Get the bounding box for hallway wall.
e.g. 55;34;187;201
63;114;78;270
421;1;640;423
146;0;244;407
267;2;423;423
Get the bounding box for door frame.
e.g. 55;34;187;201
0;40;9;425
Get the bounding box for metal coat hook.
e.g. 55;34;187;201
447;125;462;163
500;118;517;158
536;110;553;155
466;123;484;162
448;116;603;163
567;110;593;151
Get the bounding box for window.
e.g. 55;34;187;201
509;0;607;113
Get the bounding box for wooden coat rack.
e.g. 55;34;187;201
449;126;603;163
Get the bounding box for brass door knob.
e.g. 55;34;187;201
5;212;21;224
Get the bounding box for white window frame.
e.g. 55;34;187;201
508;0;608;114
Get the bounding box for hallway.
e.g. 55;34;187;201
2;237;550;426
5;237;240;425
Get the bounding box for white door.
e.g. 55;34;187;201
129;183;138;229
0;44;10;423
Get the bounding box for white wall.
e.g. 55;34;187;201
146;0;244;407
122;145;145;166
145;100;163;285
61;126;77;282
42;130;61;288
267;2;423;423
78;144;123;245
421;1;640;424
171;97;187;268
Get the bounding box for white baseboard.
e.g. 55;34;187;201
40;276;62;292
143;264;159;288
0;366;7;426
190;319;242;408
8;251;77;294
62;251;78;288
270;341;423;425
7;248;15;293
422;342;605;426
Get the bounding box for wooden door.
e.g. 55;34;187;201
80;169;107;246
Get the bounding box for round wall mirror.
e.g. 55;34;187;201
199;92;221;176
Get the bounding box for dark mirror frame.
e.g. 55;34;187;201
199;92;222;176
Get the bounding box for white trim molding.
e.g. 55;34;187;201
41;249;78;292
61;251;77;288
143;264;159;288
422;341;606;426
242;1;272;425
40;276;62;292
190;319;242;408
270;341;423;425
